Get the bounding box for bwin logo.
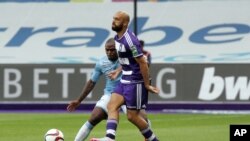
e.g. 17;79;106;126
198;67;250;101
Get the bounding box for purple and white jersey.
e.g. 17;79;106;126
114;29;144;84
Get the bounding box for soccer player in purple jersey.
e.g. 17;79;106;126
91;11;159;141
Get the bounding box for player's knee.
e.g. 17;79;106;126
107;102;113;111
89;116;103;126
126;111;137;123
107;102;119;113
140;111;147;120
127;113;133;122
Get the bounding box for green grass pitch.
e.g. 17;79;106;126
0;112;250;141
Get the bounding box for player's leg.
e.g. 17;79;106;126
127;109;157;141
121;100;151;141
139;85;152;129
74;95;110;141
106;93;124;140
90;83;124;141
125;83;158;141
121;104;151;128
74;107;107;141
140;109;152;128
90;93;124;141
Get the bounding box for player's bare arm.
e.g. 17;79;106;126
67;79;96;112
135;56;159;94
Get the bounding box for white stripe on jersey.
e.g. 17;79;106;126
124;32;134;47
120;79;144;84
115;41;126;52
118;58;129;65
120;79;131;83
122;70;132;75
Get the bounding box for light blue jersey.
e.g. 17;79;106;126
91;56;121;95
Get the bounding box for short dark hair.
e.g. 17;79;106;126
105;37;115;47
106;37;115;44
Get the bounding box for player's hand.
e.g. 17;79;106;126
146;85;160;94
67;100;81;112
108;67;122;80
108;70;119;80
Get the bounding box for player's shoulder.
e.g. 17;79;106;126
95;56;106;65
100;56;109;61
124;31;140;46
126;30;137;41
97;56;109;64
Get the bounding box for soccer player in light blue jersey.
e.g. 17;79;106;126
91;11;159;141
67;38;123;141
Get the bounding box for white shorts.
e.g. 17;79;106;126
95;94;111;113
95;94;127;114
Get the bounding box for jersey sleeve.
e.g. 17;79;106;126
91;61;102;82
129;39;143;58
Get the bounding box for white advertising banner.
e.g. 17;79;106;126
0;1;250;64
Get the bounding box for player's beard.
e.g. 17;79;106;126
112;24;123;32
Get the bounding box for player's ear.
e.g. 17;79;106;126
123;19;128;27
123;23;128;28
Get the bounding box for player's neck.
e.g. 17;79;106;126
117;28;127;38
